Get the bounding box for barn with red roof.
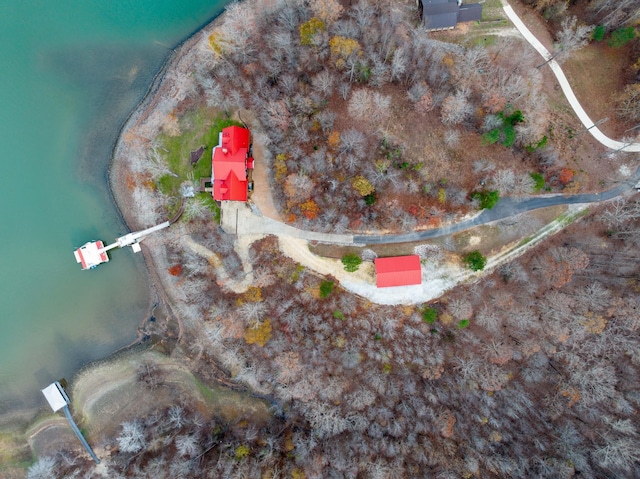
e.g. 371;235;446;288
211;125;253;202
374;255;422;288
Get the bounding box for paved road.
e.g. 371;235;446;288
501;1;640;152
355;180;632;244
232;1;640;246
235;173;636;246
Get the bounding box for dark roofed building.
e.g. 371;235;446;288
418;0;482;31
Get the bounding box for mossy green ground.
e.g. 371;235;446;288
157;110;242;196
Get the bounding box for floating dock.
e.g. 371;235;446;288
74;221;170;270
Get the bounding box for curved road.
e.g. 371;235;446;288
238;2;640;246
500;0;640;152
355;178;634;244
355;1;640;244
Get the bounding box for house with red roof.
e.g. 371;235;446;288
374;255;422;288
211;125;254;202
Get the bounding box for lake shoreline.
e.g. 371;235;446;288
0;2;232;462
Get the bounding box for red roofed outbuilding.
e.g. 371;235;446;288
212;126;253;202
374;255;422;288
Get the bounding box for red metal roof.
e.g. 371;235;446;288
375;255;422;288
212;126;250;201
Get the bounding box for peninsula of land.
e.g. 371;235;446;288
16;0;640;477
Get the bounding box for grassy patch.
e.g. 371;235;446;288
193;376;217;403
470;35;498;48
155;111;242;196
556;208;589;226
196;192;221;223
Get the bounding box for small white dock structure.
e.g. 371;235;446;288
74;221;170;270
41;381;100;463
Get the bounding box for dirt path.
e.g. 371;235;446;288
242;111;283;222
181;234;258;294
277;205;590;305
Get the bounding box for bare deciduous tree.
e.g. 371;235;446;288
117;421;146;453
26;457;57;479
553;16;594;63
339;128;367;159
440;88;472;125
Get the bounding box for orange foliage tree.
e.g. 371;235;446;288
168;265;183;276
559;168;574;185
300;199;319;220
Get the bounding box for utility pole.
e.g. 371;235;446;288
573;117;609;138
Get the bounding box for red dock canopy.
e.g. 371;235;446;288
374;255;422;288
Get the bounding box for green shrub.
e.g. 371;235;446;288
608;27;635;48
505;110;524;125
502;124;516;147
592;25;605;41
319;281;334;298
333;310;345;320
341;253;362;272
364;193;376;206
483;109;524;148
482;128;501;145
463;250;487;271
458;319;470;329
421;307;438;324
471;190;500;210
525;135;548;152
530;172;545;191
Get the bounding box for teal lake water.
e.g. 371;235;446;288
0;0;228;413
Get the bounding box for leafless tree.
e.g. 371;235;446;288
476;304;502;333
168;405;186;430
594;437;640;473
312;70;336;98
589;0;640;28
440;88;473;125
444;129;461;149
338;81;351;100
448;298;473;319
26;457;57;479
616;84;640;122
390;45;408;82
175;434;200;458
339;128;367;159
117;421;147;453
553;16;594;64
491;169;516;195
